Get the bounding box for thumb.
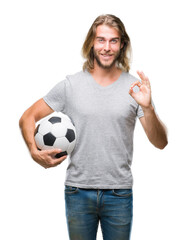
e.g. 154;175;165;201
129;88;136;98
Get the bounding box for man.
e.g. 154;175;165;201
19;14;168;240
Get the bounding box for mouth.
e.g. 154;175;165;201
100;53;113;60
101;53;113;56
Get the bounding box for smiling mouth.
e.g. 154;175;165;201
101;53;113;56
100;54;113;59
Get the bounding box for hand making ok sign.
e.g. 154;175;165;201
129;71;152;109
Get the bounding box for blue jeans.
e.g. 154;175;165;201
65;186;133;240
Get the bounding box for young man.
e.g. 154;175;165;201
19;14;168;240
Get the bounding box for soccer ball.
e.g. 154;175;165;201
34;113;76;158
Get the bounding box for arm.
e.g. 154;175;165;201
139;108;168;149
19;98;67;168
129;71;168;149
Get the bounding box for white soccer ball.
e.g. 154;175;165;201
34;113;76;158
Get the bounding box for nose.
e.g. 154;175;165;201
104;41;110;51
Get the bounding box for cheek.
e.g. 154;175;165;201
94;43;103;52
111;44;121;52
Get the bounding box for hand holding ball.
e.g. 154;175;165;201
34;113;76;158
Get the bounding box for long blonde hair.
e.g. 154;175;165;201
82;14;132;72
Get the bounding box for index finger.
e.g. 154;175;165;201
130;80;142;90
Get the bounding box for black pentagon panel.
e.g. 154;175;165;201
48;117;61;124
43;132;56;146
66;129;75;143
34;124;40;136
55;151;67;158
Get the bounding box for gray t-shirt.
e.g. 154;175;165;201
43;70;144;189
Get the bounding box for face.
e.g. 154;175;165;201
93;24;123;69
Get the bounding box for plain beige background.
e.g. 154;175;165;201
1;0;186;239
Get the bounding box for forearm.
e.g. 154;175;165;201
142;105;168;149
19;111;38;156
19;99;53;154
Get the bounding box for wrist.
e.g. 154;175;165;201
141;104;154;114
30;147;40;160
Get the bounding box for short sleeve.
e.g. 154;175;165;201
43;79;66;113
137;104;144;118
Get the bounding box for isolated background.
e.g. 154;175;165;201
1;0;186;239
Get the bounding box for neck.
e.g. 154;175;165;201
89;60;122;86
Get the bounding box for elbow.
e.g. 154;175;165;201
19;108;31;129
156;139;168;150
19;115;24;129
19;111;28;129
158;142;168;150
148;134;168;150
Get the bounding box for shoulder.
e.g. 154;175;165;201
66;70;87;82
63;70;88;88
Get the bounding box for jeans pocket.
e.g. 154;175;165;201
65;185;79;194
112;189;132;197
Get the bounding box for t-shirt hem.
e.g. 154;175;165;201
64;181;133;189
138;113;144;119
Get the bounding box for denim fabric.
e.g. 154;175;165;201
65;186;133;240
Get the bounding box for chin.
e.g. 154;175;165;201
101;62;115;69
97;58;116;69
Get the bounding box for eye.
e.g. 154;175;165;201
98;38;104;43
111;39;118;44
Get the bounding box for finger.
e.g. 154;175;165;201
45;149;67;163
130;81;141;91
129;88;135;97
44;155;67;168
145;75;151;89
52;155;67;166
129;81;141;97
46;148;63;156
52;148;67;160
137;70;151;89
137;70;149;85
137;70;145;83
